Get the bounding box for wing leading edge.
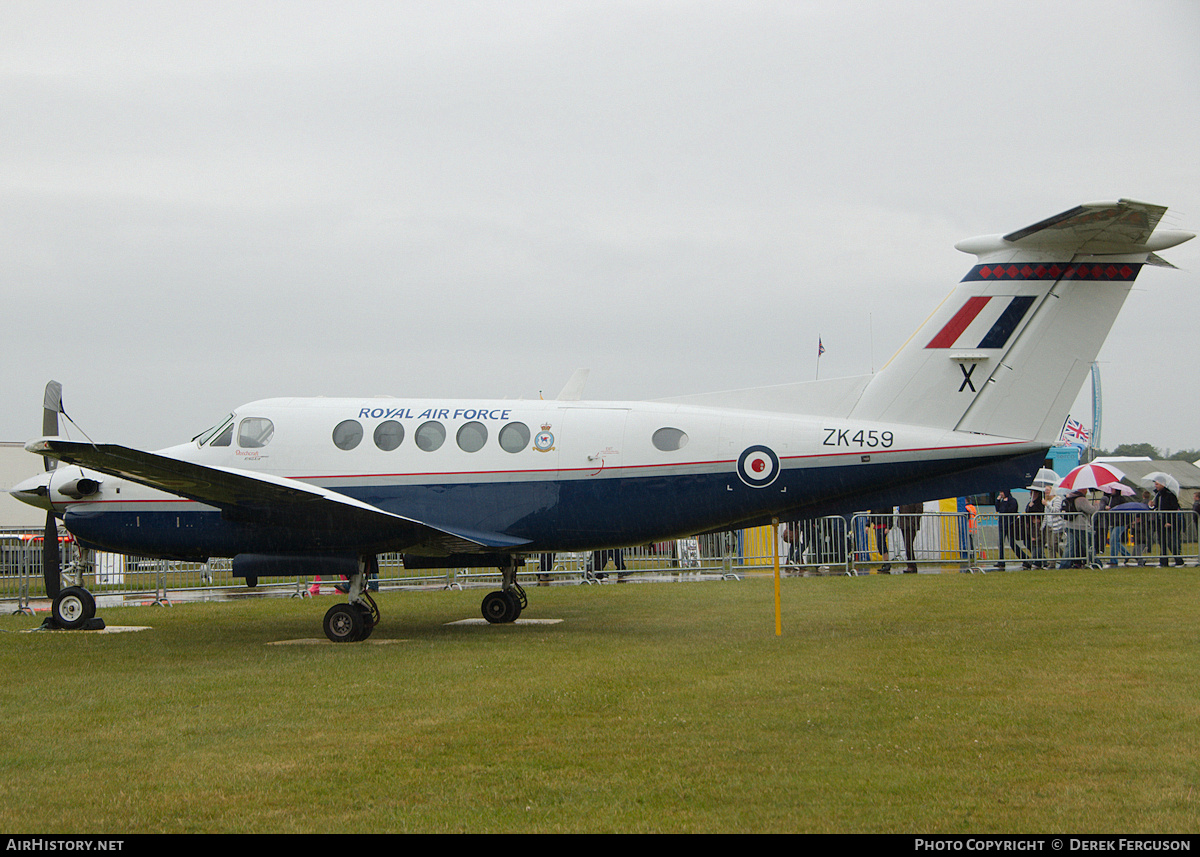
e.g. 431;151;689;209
27;438;529;556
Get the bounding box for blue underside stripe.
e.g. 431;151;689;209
62;449;1048;562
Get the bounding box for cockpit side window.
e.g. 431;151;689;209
237;417;275;449
210;423;234;447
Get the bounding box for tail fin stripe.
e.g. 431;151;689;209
925;296;991;348
977;296;1037;349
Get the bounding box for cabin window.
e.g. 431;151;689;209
331;420;362;450
415;421;446;452
652;427;688;451
238;418;275;449
456;421;487;453
498;422;531;453
373;420;404;451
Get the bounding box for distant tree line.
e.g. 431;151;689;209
1091;443;1200;461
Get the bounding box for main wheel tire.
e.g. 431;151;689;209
53;586;96;630
323;603;363;642
481;590;515;624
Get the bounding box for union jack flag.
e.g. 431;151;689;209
817;338;825;357
1061;417;1090;443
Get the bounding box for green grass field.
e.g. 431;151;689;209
2;570;1198;833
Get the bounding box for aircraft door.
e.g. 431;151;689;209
559;407;629;476
553;407;630;543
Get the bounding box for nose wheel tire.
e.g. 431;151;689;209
52;586;96;630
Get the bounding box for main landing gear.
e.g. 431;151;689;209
322;555;380;643
480;560;526;624
320;555;531;640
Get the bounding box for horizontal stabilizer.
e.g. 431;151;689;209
956;199;1194;259
1004;199;1168;247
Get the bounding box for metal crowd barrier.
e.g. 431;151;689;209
964;509;1199;570
845;509;1199;574
847;512;994;574
742;513;1012;576
1;528;751;608
1091;508;1198;568
5;509;1197;609
846;509;1200;573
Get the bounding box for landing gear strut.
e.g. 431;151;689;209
322;554;380;642
481;559;526;624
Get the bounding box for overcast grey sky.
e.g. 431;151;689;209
3;0;1198;456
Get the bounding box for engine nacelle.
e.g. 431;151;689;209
56;477;101;500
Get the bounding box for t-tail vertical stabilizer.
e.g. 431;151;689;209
848;200;1193;442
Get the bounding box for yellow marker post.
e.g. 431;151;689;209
772;517;781;636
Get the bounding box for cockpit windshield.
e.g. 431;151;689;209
193;414;235;447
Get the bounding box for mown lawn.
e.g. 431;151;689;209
1;569;1197;833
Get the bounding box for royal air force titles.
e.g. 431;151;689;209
357;407;513;422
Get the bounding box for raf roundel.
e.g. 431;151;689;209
737;445;780;488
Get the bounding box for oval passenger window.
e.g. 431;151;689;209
374;420;404;451
652;427;688;451
415;421;446;452
499;422;531;453
332;419;363;450
456;421;488;452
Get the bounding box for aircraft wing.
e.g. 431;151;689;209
27;438;529;555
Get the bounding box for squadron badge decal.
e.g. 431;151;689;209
533;424;556;452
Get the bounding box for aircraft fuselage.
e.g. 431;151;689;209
33;396;1044;561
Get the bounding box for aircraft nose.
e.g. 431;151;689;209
10;473;54;511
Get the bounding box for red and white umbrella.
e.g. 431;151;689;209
1057;462;1126;491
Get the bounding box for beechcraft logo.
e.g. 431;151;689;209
926;295;1036;350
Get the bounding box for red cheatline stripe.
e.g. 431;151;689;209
926;296;991;348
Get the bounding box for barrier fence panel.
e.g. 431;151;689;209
1093;509;1199;568
964;509;1198;570
849;512;991;573
736;518;851;575
1;530;47;613
788;517;852;574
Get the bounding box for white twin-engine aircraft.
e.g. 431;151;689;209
12;200;1193;641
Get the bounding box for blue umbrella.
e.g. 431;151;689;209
1110;502;1150;512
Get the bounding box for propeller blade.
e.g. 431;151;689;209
43;512;61;600
42;380;62;472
